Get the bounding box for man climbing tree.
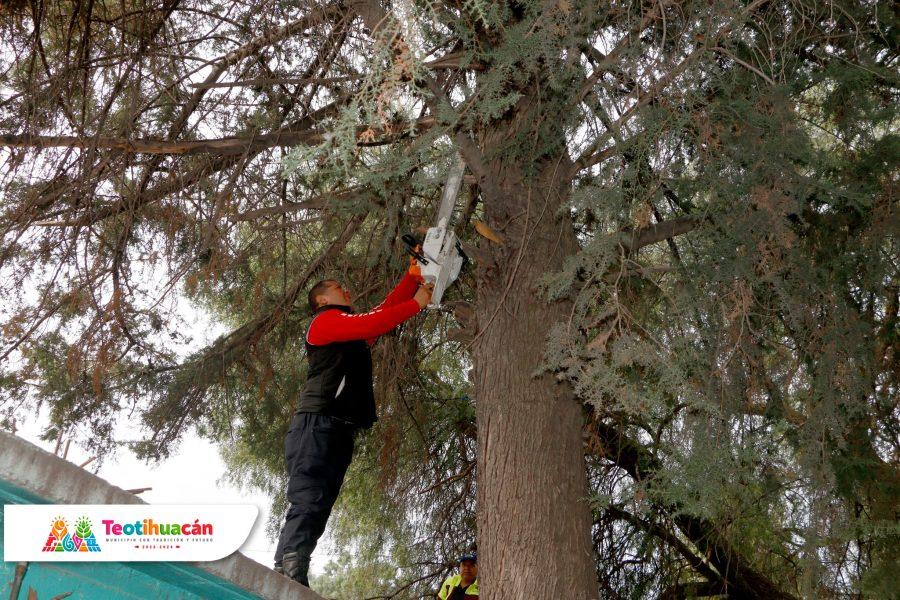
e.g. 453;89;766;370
274;267;432;587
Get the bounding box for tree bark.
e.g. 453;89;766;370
472;141;597;597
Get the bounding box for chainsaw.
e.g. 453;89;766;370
402;155;468;308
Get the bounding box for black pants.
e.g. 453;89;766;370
274;412;355;564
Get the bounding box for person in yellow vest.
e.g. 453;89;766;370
438;552;478;599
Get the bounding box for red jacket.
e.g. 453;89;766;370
307;273;421;346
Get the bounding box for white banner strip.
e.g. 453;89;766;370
4;504;257;562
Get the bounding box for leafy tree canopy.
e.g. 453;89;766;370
0;0;896;597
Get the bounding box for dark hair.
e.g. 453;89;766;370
307;279;336;312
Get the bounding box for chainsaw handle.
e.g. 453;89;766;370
455;240;469;265
401;233;428;265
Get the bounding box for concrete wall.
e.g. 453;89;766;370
0;430;323;600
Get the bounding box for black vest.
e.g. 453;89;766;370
296;305;377;429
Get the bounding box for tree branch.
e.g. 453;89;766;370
620;215;701;253
590;415;798;600
2;118;434;156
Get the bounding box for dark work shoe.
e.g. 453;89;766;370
282;550;310;587
273;562;283;574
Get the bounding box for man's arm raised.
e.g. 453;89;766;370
372;272;420;311
372;251;426;310
307;285;432;345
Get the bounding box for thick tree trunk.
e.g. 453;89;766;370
472;149;597;598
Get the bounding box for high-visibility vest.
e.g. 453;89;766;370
438;574;479;599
